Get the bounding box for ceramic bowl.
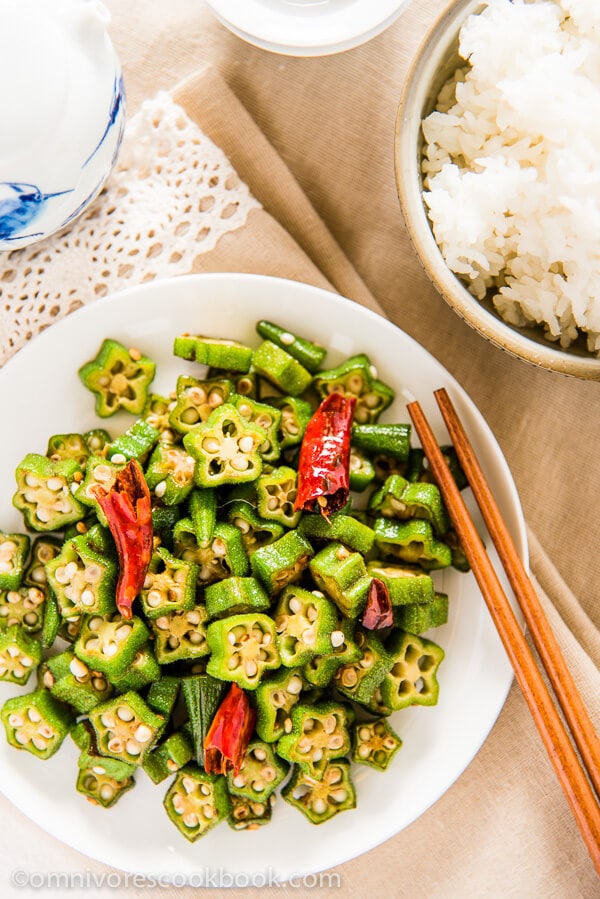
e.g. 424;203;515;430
0;0;125;251
394;0;600;379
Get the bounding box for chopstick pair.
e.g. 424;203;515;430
406;389;600;877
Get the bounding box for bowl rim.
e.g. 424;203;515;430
394;0;600;380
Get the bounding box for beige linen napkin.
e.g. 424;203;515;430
0;63;598;899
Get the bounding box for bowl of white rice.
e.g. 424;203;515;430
395;0;600;378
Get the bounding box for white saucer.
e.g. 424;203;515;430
205;0;411;56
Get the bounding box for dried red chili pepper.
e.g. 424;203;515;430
361;577;394;630
204;683;256;776
294;393;356;518
92;458;153;619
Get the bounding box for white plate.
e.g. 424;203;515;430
0;273;526;883
205;0;411;57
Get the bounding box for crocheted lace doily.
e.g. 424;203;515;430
0;92;261;367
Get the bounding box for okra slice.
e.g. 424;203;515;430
74;613;150;678
174;519;249;585
298;512;375;555
204;576;270;620
348;446;376;492
366;561;436;606
302;616;362;688
13;454;85;532
145;443;196;505
393;592;449;633
108;644;161;692
89;692;164;765
254;667;304;743
408;445;468;491
46;534;117;618
228;793;274;830
142;392;178;445
445;528;471;572
309;542;371;618
282;759;356;824
352;422;411;461
151;605;210;664
352;718;402;771
169;375;234;434
313;353;394;424
251;340;313;397
50;652;113;713
75;455;126;525
1;689;72;759
84;428;112;455
24;536;61;588
250;531;314;596
163;764;230;842
143;731;194;784
227;740;288;801
369;474;450;536
233;395;282;462
76;732;137;782
277;701;353;781
0;625;42;685
140;547;197;620
263;395;313;450
225;501;285;556
256;321;327;372
374;518;452;570
379;630;445;710
256;465;300;528
0;532;30;590
106;418;160;464
0;584;46;633
333;629;393;705
183;403;266;487
76;767;135;808
152;506;179;553
40;590;60;648
206;613;280;690
273;585;337;667
206;369;257;399
188;487;217;548
174;335;253;372
46;432;90;467
78;338;156;417
147;676;180;718
181;673;226;767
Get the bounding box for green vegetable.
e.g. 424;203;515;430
79;338;156;417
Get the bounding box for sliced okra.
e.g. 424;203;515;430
151;506;179;553
256;321;327;372
250;531;313;596
251;340;313;397
13;454;85;531
393;592;449;633
75;455;126;525
276;701;353;781
225;501;285;555
233;395;282;462
76;767;135;808
140;546;197;620
263;395;313;450
46;534;117;618
84;428;112;455
282;759;356;824
348;446;376;492
174;519;249;585
352;718;402;771
188;487;217;548
379;630;445;711
408;445;468;490
50;651;114;713
313;353;394;424
74;613;150;678
366;561;436;606
352;422;411;461
254;667;304;743
46;432;90;468
204;576;270;620
143;731;194;784
163;764;230;842
273;585;338;667
151;605;210;665
302;616;362;688
0;625;42;685
168;375;234;434
255;465;300;528
206;613;280;690
40;589;61;648
78;338;156;417
183;403;266;488
24;537;61;588
108;644;162;692
1;689;72;759
308;542;371;618
76;732;137;782
0;531;30;590
333;629;393;706
445;528;471;572
374;518;452;570
181;673;226;767
298;512;375;555
173;335;253;372
106;419;160;464
145;443;196;505
206;369;257;399
0;584;46;633
228;793;274;830
227;740;288;801
147;676;180;718
142;392;178;444
368;474;450;536
89;691;164;765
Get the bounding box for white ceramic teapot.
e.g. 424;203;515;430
0;0;125;250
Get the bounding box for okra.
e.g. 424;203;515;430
108;644;161;692
75;455;127;525
106;419;159;464
142;393;178;445
79;338;156;417
263;395;313;450
150;606;210;665
298;512;375;555
282;759;356;824
145;444;196;505
313;353;394;424
302;617;362;688
0;585;46;633
206;613;280;690
204;576;270;620
0;532;30;590
256;466;300;528
348;447;376;492
74;613;150;678
88;691;164;765
1;689;72;759
366;561;436;606
228;793;274;830
46;433;90;468
234;395;282;462
369;474;450;536
139;547;197;620
225;502;285;555
352;422;411;461
309;542;371;618
0;625;42;685
163;764;230;841
379;630;445;710
352;718;402;771
76;767;135;808
374;518;452;570
393;592;449;633
46;534;117;618
333;630;393;706
273;585;338;667
227;740;288;801
250;531;313;596
168;375;233;434
174;519;249;585
143;731;194;784
251;340;313;396
183;403;266;488
256;321;327;372
276;701;353;781
173;335;253;372
181;673;226;767
254;667;305;743
188;487;217;548
50;651;113;713
13;454;85;532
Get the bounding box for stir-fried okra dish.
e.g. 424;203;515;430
0;320;468;839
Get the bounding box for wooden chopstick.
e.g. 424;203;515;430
434;387;600;801
406;396;600;876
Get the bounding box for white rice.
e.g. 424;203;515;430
422;0;600;352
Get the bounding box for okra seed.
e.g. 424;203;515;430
231;456;249;471
202;437;220;454
358;745;371;760
101;713;115;728
330;630;345;648
92;677;107;692
306;605;318;622
245;660;258;678
227;631;237;645
312;798;328;815
69;657;89;679
88;617;103;632
271;690;286;708
261;632;272;645
23;612;39;627
325;766;343;785
297;737;311;753
168;636;180;649
328;735;344;751
6;646;18;658
212;539;227;557
116;706;135;722
354;408;369;424
31;735;49;751
0;561;11;574
166;759;178;772
99;785;115;802
359;726;372;741
302;628;316;646
341;668;358;687
322;715;337;735
104;641;118;657
42;671;55;688
46;477;64;492
155;617;169;630
317;496;328;509
134;725;153;743
8;714;24;727
154;481;167;498
172;794;185;813
92;766;106;775
287;676;303;695
21;656;33;668
330;789;348;803
188;632;204;646
183;813;199;828
288;597;302;614
108;738;123;753
283;718;293;734
126;740;141;756
187;611;201;625
228;655;240;670
199;783;211;797
253;748;267;762
115;625;132;641
238;436;254;453
36;508;52;523
383;737;398;750
312;748;323;763
129;347;142;361
85;636;101;652
81;589;95;606
147;590;162;607
233;517;250;534
233;775;245;789
336;546;350;560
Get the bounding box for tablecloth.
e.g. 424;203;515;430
0;1;598;896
